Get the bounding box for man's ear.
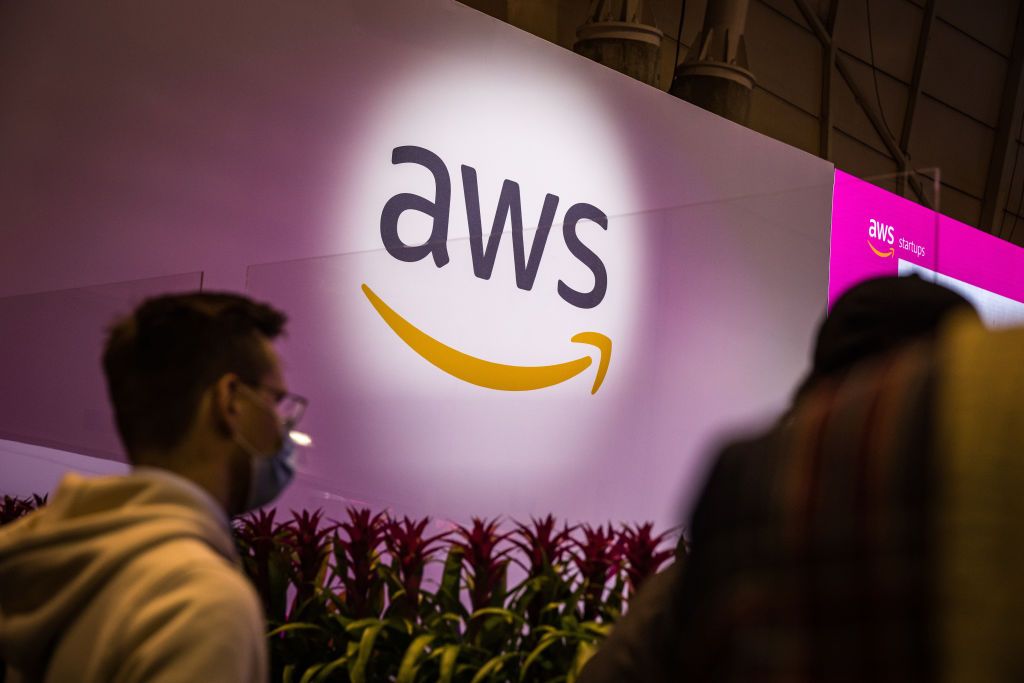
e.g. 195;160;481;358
211;373;243;436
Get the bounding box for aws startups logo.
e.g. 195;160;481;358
362;145;612;395
867;217;895;258
866;217;927;259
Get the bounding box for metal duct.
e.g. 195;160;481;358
574;0;664;87
670;0;755;124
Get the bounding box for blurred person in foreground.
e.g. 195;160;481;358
579;275;979;683
0;293;306;683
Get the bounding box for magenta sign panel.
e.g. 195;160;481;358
830;170;1024;326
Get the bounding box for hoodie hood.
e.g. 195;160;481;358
0;468;237;674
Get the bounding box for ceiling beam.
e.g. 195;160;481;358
794;0;932;208
819;0;840;159
896;0;936;196
980;1;1024;237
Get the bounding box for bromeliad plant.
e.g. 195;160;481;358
509;515;575;628
230;507;678;683
235;508;293;622
384;516;450;621
284;509;335;620
4;490;677;681
332;508;388;620
619;522;676;595
0;494;46;526
572;524;624;623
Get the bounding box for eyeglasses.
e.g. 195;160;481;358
246;382;308;428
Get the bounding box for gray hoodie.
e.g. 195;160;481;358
0;468;267;682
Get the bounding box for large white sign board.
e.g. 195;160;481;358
0;0;833;526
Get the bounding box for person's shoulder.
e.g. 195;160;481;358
110;542;268;682
121;535;258;610
718;427;779;460
684;422;787;537
154;536;254;591
178;559;264;624
709;421;786;481
116;536;264;650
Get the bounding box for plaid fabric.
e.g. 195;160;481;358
934;318;1024;682
670;341;939;682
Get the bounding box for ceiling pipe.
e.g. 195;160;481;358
670;0;755;124
574;0;664;88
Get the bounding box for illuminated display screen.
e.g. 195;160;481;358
829;170;1024;328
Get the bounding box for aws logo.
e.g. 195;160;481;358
867;217;895;258
362;145;612;395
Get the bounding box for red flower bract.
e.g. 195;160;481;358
618;521;675;594
572;523;623;621
281;509;334;617
331;507;387;618
511;514;575;577
384;515;449;612
454;517;512;613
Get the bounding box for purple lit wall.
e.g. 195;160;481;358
0;0;834;526
830;170;1024;326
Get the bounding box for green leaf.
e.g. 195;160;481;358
505;574;535;598
567;641;598;683
534;625;566;637
468;652;519;683
580;621;611;639
396;633;435;683
311;654;350;683
282;664;295;683
324;589;347;614
604;575;625;617
329;613;353;632
438;644;460;683
268;555;291;623
425;612;464;630
520;633;561;681
298;664;324;683
540;601;564;617
468;607;525;625
315;554;331;588
348;621;385;683
386;615;414;635
345;617;384;633
266;622;324;638
489;565;508;607
439;546;465;614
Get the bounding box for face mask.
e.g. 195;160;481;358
238;429;296;511
233;389;298;512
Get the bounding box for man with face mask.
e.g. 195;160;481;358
0;292;304;683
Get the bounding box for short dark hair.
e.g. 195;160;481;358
794;275;976;399
102;292;287;458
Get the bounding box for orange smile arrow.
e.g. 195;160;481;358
867;239;895;258
362;284;611;394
